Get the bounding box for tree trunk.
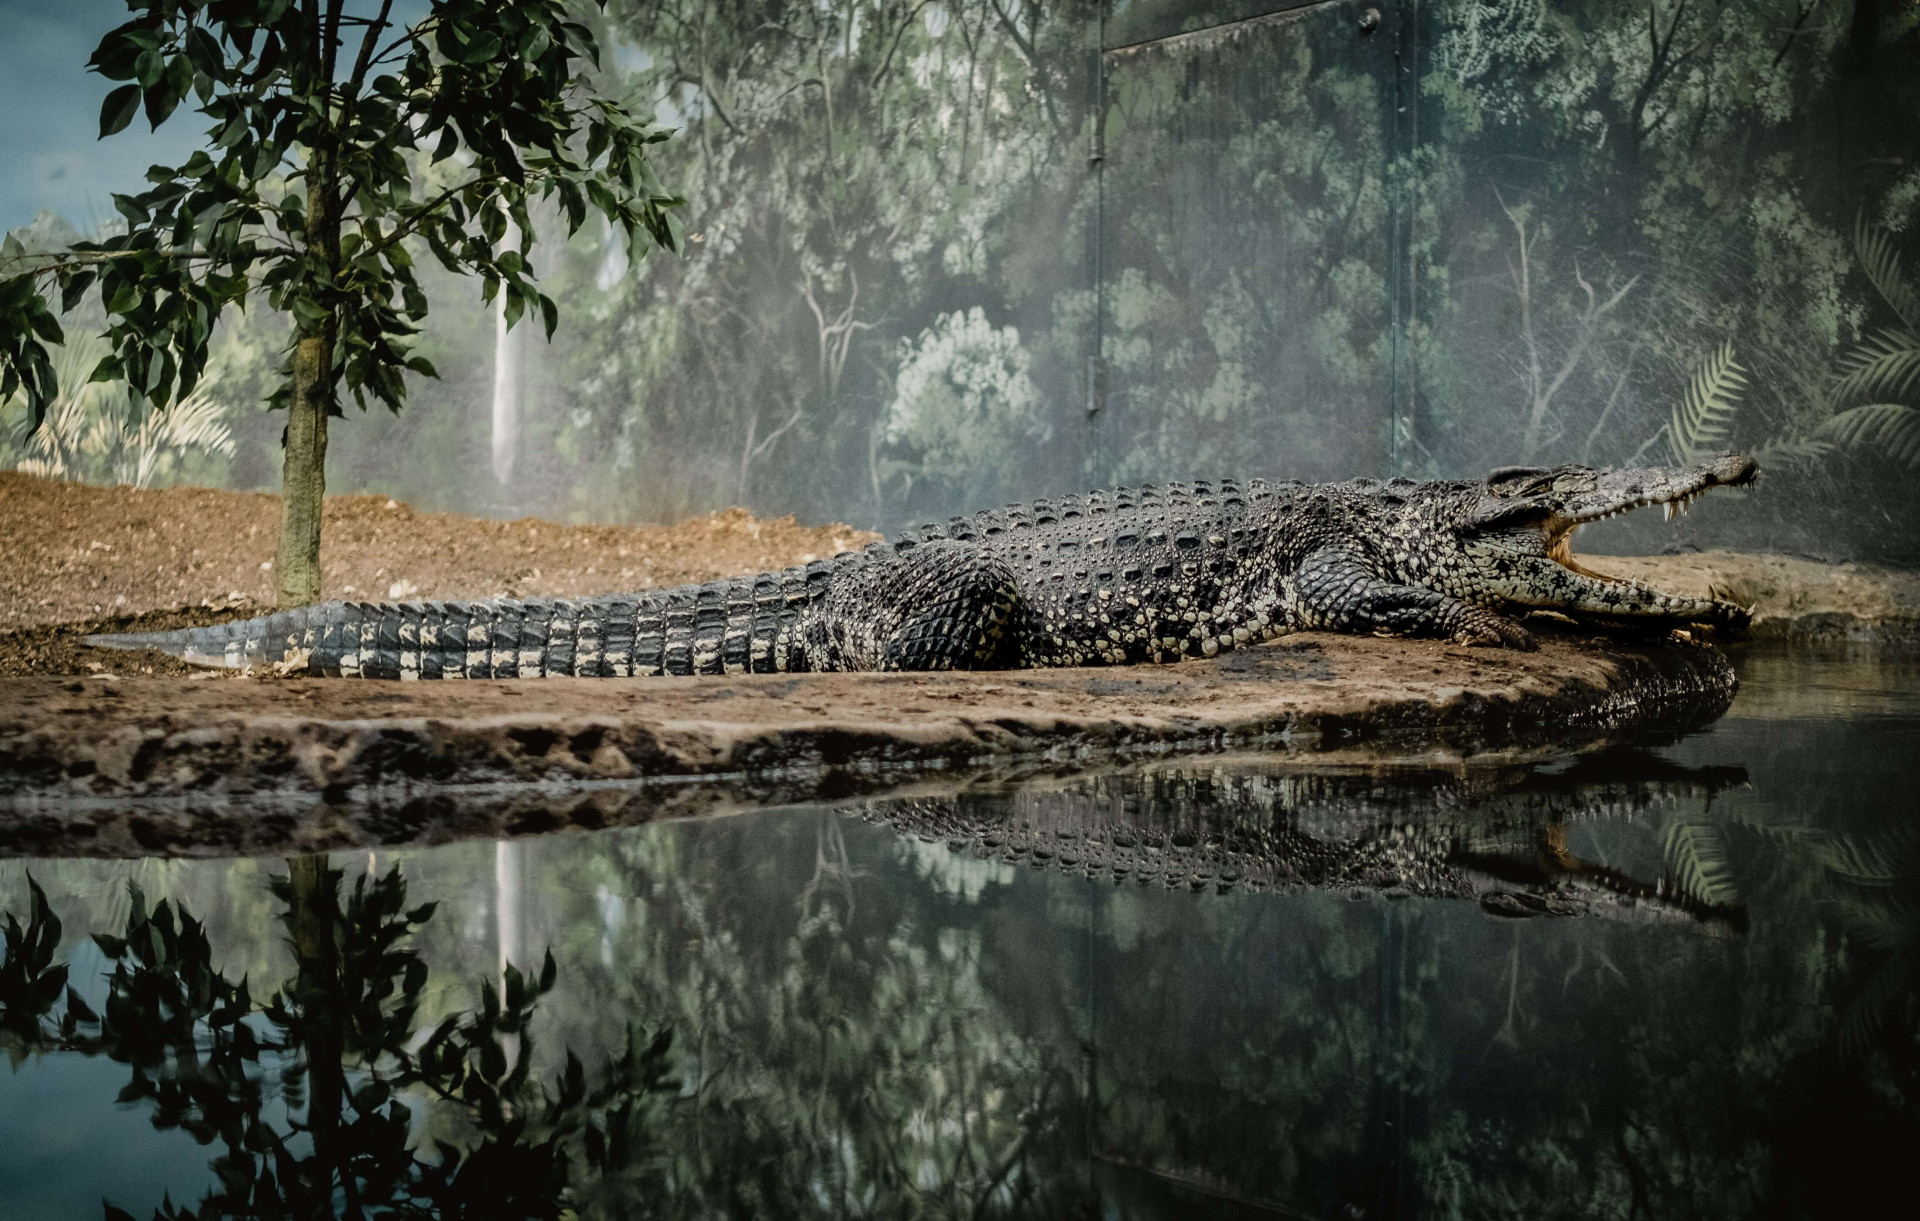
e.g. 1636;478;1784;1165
275;177;340;608
275;330;332;606
285;853;356;1214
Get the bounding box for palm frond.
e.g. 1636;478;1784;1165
1832;326;1920;405
4;333;231;488
1815;402;1920;467
1662;817;1739;909
1855;216;1920;330
1668;341;1746;465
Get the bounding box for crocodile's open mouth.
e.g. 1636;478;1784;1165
1543;457;1758;584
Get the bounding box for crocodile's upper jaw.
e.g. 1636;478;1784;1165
1550;452;1759;529
1540;454;1758;582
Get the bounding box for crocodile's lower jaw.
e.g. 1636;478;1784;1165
1548;533;1629;585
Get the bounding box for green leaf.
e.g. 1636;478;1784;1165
105;282;139;315
99;84;142;137
134;48;163;89
145;80;182;131
64;985;98;1023
462;32;502;64
26;307;64;346
184;27;223;78
60;269;98;313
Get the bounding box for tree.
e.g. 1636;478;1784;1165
0;0;681;606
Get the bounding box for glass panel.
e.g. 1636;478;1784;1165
1096;1;1398;487
1409;0;1920;562
1105;0;1327;49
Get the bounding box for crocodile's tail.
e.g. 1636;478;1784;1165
84;558;853;678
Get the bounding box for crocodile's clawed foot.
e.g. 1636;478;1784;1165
1454;612;1536;651
1709;595;1754;634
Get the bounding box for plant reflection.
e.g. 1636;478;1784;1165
0;859;677;1220
2;730;1916;1219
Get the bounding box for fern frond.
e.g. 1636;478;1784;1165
1750;435;1832;469
1838;952;1918;1060
1816;403;1920;467
1668;341;1746;465
1855;216;1920;330
1833;897;1920;953
1817;824;1920;885
1833;326;1920;405
1662;817;1739;909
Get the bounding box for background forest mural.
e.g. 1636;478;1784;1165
5;0;1917;559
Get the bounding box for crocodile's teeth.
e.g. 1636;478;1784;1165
1664;502;1675;521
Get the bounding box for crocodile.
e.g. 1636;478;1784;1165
857;752;1750;927
85;454;1759;677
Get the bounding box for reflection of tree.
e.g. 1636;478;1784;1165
525;810;1091;1217
0;861;677;1220
8;726;1917;1218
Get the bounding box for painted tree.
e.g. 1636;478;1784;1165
0;0;680;605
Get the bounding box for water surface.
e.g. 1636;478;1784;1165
2;647;1914;1218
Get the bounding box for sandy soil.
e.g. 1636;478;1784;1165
0;471;876;630
0;471;877;675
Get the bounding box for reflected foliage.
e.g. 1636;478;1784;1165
0;862;677;1220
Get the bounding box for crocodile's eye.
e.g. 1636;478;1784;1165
1485;466;1553;496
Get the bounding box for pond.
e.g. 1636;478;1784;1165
2;646;1915;1219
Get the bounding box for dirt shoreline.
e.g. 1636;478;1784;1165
0;627;1737;857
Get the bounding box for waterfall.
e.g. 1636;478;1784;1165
496;839;523;987
490;220;526;487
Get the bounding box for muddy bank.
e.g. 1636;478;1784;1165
0;628;1735;857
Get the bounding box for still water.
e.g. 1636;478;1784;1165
2;647;1915;1219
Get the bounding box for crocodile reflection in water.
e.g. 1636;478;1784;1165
851;749;1750;927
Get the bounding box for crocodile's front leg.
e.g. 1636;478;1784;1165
1293;547;1535;649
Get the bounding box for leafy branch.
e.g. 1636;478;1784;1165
0;0;684;606
0;863;679;1218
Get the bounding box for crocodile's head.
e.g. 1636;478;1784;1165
1420;454;1760;626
